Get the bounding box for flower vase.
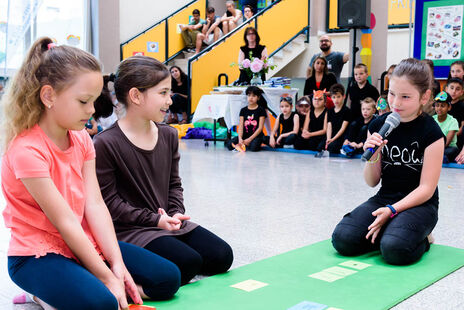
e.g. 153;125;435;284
250;73;262;85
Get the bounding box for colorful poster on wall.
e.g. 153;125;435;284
422;0;463;66
147;41;159;53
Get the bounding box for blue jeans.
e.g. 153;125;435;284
8;241;180;310
332;191;438;265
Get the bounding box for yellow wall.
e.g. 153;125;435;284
121;0;207;61
190;25;250;112
168;0;207;58
257;0;308;54
329;0;414;30
122;21;166;61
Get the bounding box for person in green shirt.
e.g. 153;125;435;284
432;91;460;163
180;9;206;52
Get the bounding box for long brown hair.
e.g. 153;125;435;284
1;37;101;151
310;56;328;78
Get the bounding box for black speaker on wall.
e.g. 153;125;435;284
337;0;371;29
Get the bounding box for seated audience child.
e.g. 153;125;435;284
294;90;328;151
432;91;460;163
445;78;464;149
295;96;311;133
342;97;376;157
226;86;267;152
94;56;233;286
348;63;379;121
2;37;180;310
332;58;444;265
376;92;390;115
448;60;464;81
316;84;351;156
264;95;299;148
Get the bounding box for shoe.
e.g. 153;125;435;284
315;151;324;158
283;145;293;149
187;48;195;53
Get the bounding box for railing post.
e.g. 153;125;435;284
165;20;169;63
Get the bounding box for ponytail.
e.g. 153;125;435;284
1;37;101;151
93;75;116;121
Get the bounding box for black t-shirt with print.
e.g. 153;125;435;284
369;113;444;198
240;106;267;139
278;112;296;135
328;105;351;136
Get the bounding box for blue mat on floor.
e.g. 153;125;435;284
262;147;464;169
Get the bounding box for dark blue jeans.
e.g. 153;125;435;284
8;241;180;310
332;191;438;265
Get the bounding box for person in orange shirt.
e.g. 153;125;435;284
1;37;180;310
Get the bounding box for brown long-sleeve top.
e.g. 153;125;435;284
93;122;197;247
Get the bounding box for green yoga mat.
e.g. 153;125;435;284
145;240;464;310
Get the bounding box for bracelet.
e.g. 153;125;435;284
367;152;380;164
386;204;398;218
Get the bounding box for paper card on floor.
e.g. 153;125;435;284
326;307;344;310
287;300;328;310
230;279;269;292
339;260;372;270
308;271;344;282
323;266;358;277
129;305;156;309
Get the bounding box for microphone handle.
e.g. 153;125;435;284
361;124;391;161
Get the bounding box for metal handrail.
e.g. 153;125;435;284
119;0;205;61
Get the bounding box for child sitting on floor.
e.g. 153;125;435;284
342;97;376;157
376;92;390;115
294;90;328;151
225;86;267;152
264;95;299;148
295;96;311;134
432;91;460;163
316;84;351;156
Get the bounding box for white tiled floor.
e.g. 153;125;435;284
1;140;463;309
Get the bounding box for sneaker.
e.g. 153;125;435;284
283;145;293;149
315;151;324;158
187;48;195;53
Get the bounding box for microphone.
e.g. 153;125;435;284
362;112;401;161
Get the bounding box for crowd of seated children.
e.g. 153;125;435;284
446;78;464;152
294;90;328;151
316;84;351;156
341;97;376;157
432;91;460;163
347;63;379;121
225;86;267;152
264;95;299;148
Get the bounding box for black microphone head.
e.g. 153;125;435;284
385;112;401;129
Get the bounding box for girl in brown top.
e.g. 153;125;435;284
93;56;233;285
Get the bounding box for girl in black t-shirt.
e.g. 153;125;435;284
294;91;327;150
225;86;267;152
332;58;445;265
264;95;299;148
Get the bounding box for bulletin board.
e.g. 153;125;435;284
414;0;464;78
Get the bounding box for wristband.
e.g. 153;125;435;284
386;204;397;218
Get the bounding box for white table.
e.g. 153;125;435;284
192;87;299;129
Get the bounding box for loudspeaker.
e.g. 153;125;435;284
337;0;371;29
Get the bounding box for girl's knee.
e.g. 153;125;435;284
143;262;181;300
331;224;365;256
380;235;421;265
205;242;234;275
75;291;118;310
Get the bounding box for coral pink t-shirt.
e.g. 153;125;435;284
2;124;102;259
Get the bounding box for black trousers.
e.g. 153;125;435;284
145;226;233;285
170;94;188;114
294;135;324;151
225;135;263;152
316;136;344;153
263;134;297;147
332;191;438;265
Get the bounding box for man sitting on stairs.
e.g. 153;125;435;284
180;9;206;53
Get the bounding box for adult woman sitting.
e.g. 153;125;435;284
237;27;268;85
304;56;337;97
168;66;189;124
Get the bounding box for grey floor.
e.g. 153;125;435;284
1;140;463;309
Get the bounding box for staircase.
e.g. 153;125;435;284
267;34;307;79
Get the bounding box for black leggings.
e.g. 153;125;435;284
225;136;263;152
144;226;233;285
332;191;438;265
